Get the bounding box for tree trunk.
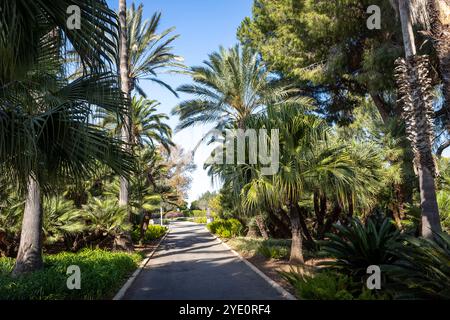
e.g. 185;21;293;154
246;223;259;238
296;204;313;243
255;214;269;240
397;0;442;239
268;209;291;238
118;0;131;211
418;166;442;237
322;202;342;237
314;192;327;239
287;203;304;264
12;175;43;276
139;212;150;242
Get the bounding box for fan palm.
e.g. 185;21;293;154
0;0;134;274
173;45;296;131
221;104;383;263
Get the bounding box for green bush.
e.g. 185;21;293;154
257;244;289;260
192;210;206;217
280;269;389;300
194;216;207;224
207;218;243;238
132;225;167;243
0;249;142;299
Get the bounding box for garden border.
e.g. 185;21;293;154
113;226;170;300
207;227;297;300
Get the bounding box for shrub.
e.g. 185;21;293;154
257;244;289;260
132;225;167;243
0;249;142;299
192;210;206;217
207;218;243;238
164;212;184;219
280;268;389;300
383;232;450;299
319;217;400;278
194;217;207;224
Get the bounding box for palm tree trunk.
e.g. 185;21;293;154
119;0;131;211
287;203;304;264
397;0;442;239
12;175;43;275
255;214;269;240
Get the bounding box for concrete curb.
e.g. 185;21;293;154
113;225;170;300
207;227;297;301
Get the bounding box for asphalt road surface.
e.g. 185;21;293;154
122;221;288;300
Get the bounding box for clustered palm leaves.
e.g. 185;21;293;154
127;2;184;96
173;45;296;130
201;101;384;263
102;96;174;151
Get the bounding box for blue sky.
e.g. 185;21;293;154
107;0;253;203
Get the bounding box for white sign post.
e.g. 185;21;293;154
160;207;163;226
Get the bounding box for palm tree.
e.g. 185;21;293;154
173;45;295;131
395;0;442;238
218;104;382;263
102;96;174;151
118;1;182;210
127;2;184;97
119;0;132;209
0;0;134;275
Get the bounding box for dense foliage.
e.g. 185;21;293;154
0;249;142;300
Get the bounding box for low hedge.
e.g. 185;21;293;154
207;218;243;238
0;249;142;300
132;225;167;243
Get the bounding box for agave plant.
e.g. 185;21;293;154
383;232;450;299
319;217;401;279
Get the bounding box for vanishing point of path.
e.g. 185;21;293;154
123;221;288;300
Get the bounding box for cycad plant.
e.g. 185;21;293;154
82;197;132;245
383;232;450;299
319;217;400;279
42;198;85;246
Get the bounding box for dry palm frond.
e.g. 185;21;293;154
395;55;436;176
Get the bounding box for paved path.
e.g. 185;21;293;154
123;221;287;300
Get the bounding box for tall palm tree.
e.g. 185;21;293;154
127;2;184;97
173;45;295;131
118;1;183;210
0;0;134;274
395;0;442;238
118;0;132;209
